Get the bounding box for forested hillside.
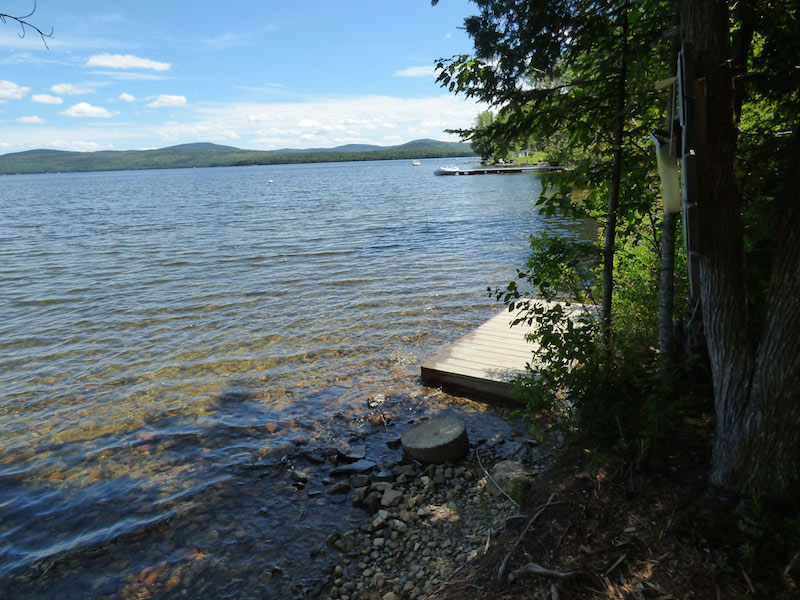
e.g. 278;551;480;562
0;139;474;175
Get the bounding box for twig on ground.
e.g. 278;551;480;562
554;521;571;554
497;493;557;582
742;568;755;594
476;449;520;509
511;562;591;581
421;555;472;599
604;552;627;576
504;514;528;527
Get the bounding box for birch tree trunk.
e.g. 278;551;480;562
659;211;677;388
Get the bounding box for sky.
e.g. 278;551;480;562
0;0;484;154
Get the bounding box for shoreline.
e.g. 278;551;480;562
315;427;556;600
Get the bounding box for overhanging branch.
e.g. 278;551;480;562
0;1;54;48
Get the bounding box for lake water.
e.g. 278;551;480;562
0;159;591;598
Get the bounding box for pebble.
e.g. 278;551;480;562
322;453;522;600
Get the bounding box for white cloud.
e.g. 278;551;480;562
118;92;136;102
191;95;485;149
88;71;169;81
0;95;484;153
18;116;45;124
86;53;171;71
393;66;436;78
52;140;109;152
61;102;119;118
146;94;187;108
32;94;63;104
51;83;95;95
0;80;30;102
236;83;288;94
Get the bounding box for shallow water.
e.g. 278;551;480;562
0;159;592;598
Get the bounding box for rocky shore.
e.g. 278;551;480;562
316;442;542;600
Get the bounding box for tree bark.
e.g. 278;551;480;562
738;130;800;497
681;0;800;498
601;4;628;346
659;35;680;390
659;211;677;388
679;0;754;491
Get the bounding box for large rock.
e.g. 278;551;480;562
488;460;530;497
380;487;403;507
400;417;469;464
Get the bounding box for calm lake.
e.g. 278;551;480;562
0;159;592;598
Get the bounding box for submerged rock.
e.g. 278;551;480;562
330;459;377;476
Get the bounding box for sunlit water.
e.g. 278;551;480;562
0;159;592;598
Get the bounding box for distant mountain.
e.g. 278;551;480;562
160;142;242;152
0;139;475;175
274;139;468;154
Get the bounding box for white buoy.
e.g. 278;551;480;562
268;179;274;184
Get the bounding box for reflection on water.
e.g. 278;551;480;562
0;159;593;598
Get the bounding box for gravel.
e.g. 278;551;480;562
319;455;521;600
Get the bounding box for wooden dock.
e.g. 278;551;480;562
421;301;592;402
421;309;541;402
436;165;563;176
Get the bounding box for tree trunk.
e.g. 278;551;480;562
680;0;800;498
679;0;754;490
736;130;800;497
659;211;677;388
601;5;628;346
658;35;680;390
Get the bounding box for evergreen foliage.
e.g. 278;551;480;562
440;0;680;459
439;0;800;499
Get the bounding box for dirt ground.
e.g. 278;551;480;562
431;416;799;600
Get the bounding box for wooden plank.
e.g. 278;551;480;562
421;301;590;402
443;345;533;362
422;359;518;381
421;308;538;402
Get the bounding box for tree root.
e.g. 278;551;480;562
497;493;558;582
511;562;592;582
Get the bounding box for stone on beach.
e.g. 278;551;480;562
330;459;377;476
400;417;469;464
487;459;530;497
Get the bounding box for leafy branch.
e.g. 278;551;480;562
1;1;53;48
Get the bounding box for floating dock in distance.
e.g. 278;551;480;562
421;308;541;403
435;165;563;176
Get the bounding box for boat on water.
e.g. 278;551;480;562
411;160;421;166
434;166;460;176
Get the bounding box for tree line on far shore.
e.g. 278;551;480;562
0;141;476;175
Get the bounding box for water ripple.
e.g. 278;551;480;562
0;160;594;597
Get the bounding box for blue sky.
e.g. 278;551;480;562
0;0;483;153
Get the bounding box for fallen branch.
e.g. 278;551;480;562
551;582;560;600
554;520;571;553
497;493;557;582
512;562;591;581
